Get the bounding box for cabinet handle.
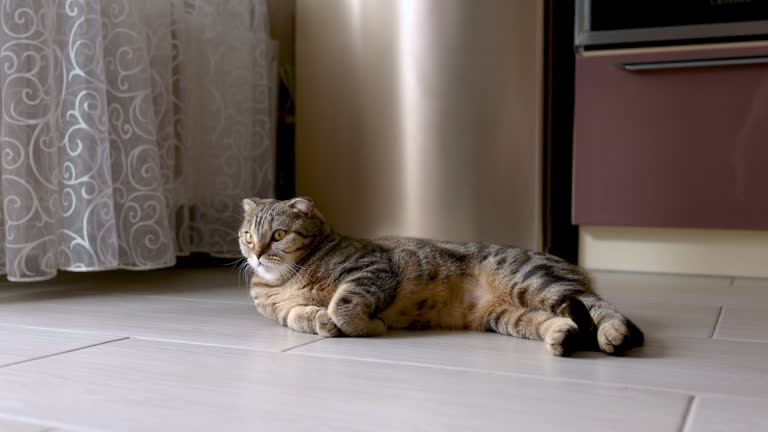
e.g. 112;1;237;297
621;55;768;72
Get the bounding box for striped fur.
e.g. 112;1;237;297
240;197;644;356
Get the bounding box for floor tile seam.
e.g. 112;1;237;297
285;350;768;401
2;318;765;350
710;306;724;338
0;322;328;353
679;396;697;432
592;269;732;279
0;412;93;432
140;295;252;305
711;336;768;344
0;337;129;369
284;350;714;397
130;335;322;353
281;338;331;352
0;323;124;338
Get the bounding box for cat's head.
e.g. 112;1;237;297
239;197;328;283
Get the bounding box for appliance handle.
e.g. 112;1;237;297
621;55;768;72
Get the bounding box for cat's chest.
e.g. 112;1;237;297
250;285;299;317
249;279;330;319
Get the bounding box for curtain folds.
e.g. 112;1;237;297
0;0;276;281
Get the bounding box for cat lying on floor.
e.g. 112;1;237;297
240;197;643;356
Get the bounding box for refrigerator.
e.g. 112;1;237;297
295;0;547;250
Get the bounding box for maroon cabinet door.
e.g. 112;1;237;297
573;43;768;230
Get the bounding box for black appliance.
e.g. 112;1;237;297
576;0;768;48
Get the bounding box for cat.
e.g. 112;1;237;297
240;197;643;356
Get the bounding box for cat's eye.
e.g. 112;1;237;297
244;231;253;244
272;230;287;241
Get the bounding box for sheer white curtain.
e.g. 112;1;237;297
0;0;276;281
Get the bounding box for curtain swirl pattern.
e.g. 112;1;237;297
0;0;276;281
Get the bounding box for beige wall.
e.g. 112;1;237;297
580;226;768;278
295;0;544;247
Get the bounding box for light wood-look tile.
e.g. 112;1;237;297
0;268;765;430
614;303;720;338
0;268;250;304
0;290;320;352
0;272;96;299
732;277;768;289
141;284;252;304
0;325;121;367
0;338;690;432
592;271;767;308
292;331;768;398
121;268;251;304
0;417;51;432
713;307;768;342
591;270;730;291
688;397;768;432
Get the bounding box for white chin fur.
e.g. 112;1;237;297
253;262;281;282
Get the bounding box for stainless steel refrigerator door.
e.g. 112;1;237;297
296;0;544;249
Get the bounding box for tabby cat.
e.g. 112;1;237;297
240;197;643;356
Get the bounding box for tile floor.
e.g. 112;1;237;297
0;267;765;431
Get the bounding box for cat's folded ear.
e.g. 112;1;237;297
242;198;272;214
287;197;327;223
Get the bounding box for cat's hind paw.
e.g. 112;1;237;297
597;318;644;354
544;317;580;357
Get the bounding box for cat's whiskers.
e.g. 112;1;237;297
223;257;246;267
281;261;299;273
271;263;294;285
282;261;307;285
235;258;253;288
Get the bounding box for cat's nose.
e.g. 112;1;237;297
254;249;263;259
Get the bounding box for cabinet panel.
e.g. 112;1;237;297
573;43;768;229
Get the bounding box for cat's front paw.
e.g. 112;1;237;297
315;309;341;337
